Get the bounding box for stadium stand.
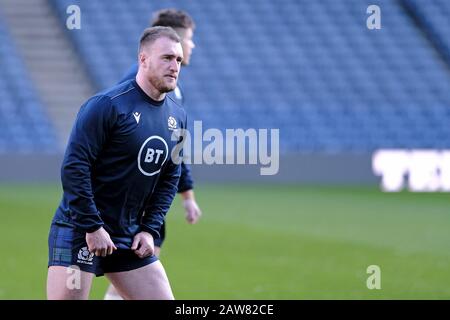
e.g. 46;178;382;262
400;0;450;67
2;0;450;153
0;14;58;153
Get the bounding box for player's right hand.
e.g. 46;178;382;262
86;227;117;257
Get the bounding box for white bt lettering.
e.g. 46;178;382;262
144;148;164;164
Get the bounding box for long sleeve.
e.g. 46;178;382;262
177;161;194;193
140;111;187;238
174;81;192;192
61;95;116;233
140;157;181;238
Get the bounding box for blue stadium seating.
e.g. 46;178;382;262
0;16;58;153
48;0;450;152
401;0;450;66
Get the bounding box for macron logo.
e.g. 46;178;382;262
133;112;141;124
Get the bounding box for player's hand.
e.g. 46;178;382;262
131;231;154;258
86;227;117;257
183;198;202;224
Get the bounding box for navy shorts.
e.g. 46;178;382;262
153;221;166;247
48;221;158;277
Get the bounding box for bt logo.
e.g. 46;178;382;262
138;136;168;176
144;148;164;164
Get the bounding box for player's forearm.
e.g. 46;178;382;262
141;161;180;236
61;160;104;232
177;162;194;193
141;189;174;238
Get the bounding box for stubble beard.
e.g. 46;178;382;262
149;74;175;94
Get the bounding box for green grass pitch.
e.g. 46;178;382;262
0;183;449;299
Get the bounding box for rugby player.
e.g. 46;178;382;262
47;27;185;300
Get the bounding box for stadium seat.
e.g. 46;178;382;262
0;17;58;153
33;0;450;152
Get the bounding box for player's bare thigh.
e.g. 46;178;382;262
105;260;174;300
104;245;162;300
47;266;94;300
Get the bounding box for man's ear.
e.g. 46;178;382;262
139;52;147;67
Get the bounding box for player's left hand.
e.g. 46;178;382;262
183;198;202;224
131;231;154;258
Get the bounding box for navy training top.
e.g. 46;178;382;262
52;79;187;248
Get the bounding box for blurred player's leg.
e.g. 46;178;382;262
103;283;123;300
105;260;174;300
47;266;94;300
104;244;162;300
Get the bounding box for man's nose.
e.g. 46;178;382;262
169;59;179;72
